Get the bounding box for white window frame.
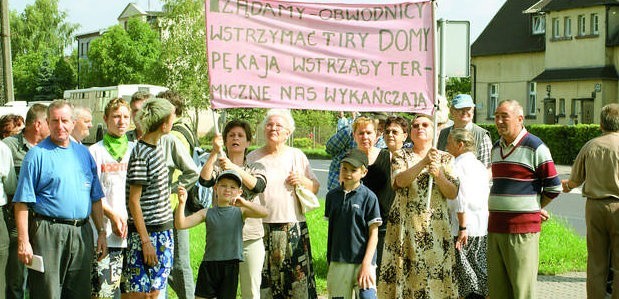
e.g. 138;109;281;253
488;83;499;119
527;82;537;116
559;98;566;115
591;13;599;35
578;15;586;36
532;15;546;35
552;18;560;38
564;17;572;37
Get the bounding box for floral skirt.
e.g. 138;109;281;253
260;222;317;299
454;235;488;297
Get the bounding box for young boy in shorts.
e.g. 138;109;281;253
123;98;177;297
175;170;268;299
325;148;382;299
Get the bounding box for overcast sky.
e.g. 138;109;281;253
9;0;505;52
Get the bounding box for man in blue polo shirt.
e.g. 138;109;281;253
325;148;382;298
13;100;107;299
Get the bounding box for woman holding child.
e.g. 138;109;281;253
199;119;267;299
247;109;320;298
378;114;459;298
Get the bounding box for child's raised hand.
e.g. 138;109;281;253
177;186;187;205
232;196;247;207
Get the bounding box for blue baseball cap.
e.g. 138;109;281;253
451;94;475;109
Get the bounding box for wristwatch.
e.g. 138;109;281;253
458;226;467;231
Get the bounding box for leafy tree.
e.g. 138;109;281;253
84;18;162;87
224;108;266;131
33;54;56;101
446;77;472;100
52;56;76;96
10;0;78;58
160;0;210;127
12;52;43;101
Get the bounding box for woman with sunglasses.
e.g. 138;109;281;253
378;114;460;298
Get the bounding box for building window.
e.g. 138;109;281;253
552;18;560;38
564;17;572;37
532;15;545;34
591;13;599;34
559;98;566;116
527;82;537;116
578;15;586;36
488;83;499;119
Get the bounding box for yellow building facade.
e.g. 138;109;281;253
472;0;619;125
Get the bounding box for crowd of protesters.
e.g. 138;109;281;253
1;92;614;299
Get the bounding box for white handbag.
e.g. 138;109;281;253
296;185;320;214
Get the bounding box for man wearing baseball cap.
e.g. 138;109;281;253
437;94;493;169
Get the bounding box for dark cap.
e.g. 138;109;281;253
216;169;242;186
341;148;368;168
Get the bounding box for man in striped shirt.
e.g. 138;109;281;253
488;99;562;299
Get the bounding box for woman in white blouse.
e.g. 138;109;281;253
446;128;490;299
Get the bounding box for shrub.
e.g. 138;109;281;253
293;137;314;149
478;124;601;165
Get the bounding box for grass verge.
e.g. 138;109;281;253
539;215;587;275
169;204;585;297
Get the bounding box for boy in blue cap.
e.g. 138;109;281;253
325;148;382;298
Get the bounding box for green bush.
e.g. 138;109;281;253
478;124;601;165
293;137;314;149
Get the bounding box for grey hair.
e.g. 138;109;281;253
47;99;74;119
136;98;175;134
262;109;296;134
72;106;92;121
497;99;524;117
600;103;619;132
449;128;477;154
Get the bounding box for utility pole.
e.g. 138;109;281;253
0;0;14;104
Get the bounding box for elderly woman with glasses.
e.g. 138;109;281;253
246;109;320;298
378;114;460;298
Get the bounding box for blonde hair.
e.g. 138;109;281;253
352;116;378;133
104;98;130;118
136;98;175;134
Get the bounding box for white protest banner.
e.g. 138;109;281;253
206;0;435;113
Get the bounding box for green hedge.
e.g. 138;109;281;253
478;124;601;165
293;137;313;149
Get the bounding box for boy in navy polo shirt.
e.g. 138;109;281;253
325;148;382;299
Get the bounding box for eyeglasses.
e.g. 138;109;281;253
385;129;403;136
412;122;431;129
266;123;286;131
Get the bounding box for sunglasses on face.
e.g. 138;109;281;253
412;122;431;129
385;129;403;136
